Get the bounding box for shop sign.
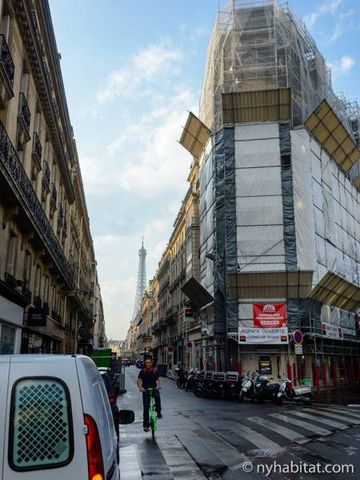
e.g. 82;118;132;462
27;307;47;327
294;344;303;355
238;327;289;344
253;303;287;328
342;327;356;337
184;307;193;317
321;322;342;339
167;346;174;353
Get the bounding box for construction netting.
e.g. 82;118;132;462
199;0;359;142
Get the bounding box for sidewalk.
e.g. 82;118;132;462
314;384;360;405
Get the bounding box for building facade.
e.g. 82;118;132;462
131;159;202;369
0;0;103;354
194;0;360;387
131;0;360;391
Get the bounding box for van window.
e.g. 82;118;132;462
9;377;73;471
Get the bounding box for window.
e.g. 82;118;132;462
9;377;73;471
23;251;32;286
0;324;16;354
6;231;18;275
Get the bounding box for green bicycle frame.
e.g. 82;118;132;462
147;388;158;438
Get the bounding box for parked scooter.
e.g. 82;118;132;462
239;371;256;402
253;374;282;404
193;370;214;397
175;366;188;389
277;377;313;404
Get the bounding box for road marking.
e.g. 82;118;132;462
157;436;207;479
119;444;142;480
290;410;348;430
304;408;360;425
249;416;310;445
269;413;332;437
232;423;284;453
317;407;360;419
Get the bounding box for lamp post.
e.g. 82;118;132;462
206;250;228;372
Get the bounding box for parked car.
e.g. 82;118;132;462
0;354;134;480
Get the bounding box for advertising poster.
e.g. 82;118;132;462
253;303;287;328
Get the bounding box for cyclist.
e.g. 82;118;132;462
137;356;162;432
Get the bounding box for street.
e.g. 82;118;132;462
119;367;360;479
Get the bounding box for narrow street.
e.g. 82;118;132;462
119;367;360;479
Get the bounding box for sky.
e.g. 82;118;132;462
49;0;360;341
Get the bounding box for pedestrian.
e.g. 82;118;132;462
137;356;162;432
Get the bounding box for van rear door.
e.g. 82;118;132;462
3;356;88;480
0;356;10;480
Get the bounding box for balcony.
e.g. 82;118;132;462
17;92;31;149
0;34;15;108
0;121;75;289
31;132;42;178
50;182;57;215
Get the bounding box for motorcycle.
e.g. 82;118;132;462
238;371;256;402
277;377;313;404
210;372;226;399
175;367;187;389
193;370;213;397
224;371;242;400
253;374;282;404
185;368;197;391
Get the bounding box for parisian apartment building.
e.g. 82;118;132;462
131;0;360;391
0;0;105;354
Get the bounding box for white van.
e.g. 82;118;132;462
0;354;134;480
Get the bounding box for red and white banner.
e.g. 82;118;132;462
253;303;287;328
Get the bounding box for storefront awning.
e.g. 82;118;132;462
181;277;214;308
304;99;360;173
179;112;211;159
309;271;360;312
227;270;313;300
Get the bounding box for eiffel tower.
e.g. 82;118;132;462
131;237;147;321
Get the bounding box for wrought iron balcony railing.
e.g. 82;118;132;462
50;182;57;211
32;132;42;172
41;161;51;196
18;92;31;132
0;33;15;88
0;121;75;288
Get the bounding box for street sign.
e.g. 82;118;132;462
295;344;303;355
293;329;304;344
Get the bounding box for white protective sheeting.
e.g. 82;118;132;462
291;129;317;272
237;196;283;226
235;124;285;273
235;138;281;168
306;124;360;286
235;166;282;197
235;123;279;141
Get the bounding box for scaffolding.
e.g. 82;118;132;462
200;0;359;141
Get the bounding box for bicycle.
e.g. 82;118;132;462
147;387;158;441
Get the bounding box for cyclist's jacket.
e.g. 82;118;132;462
138;367;160;389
